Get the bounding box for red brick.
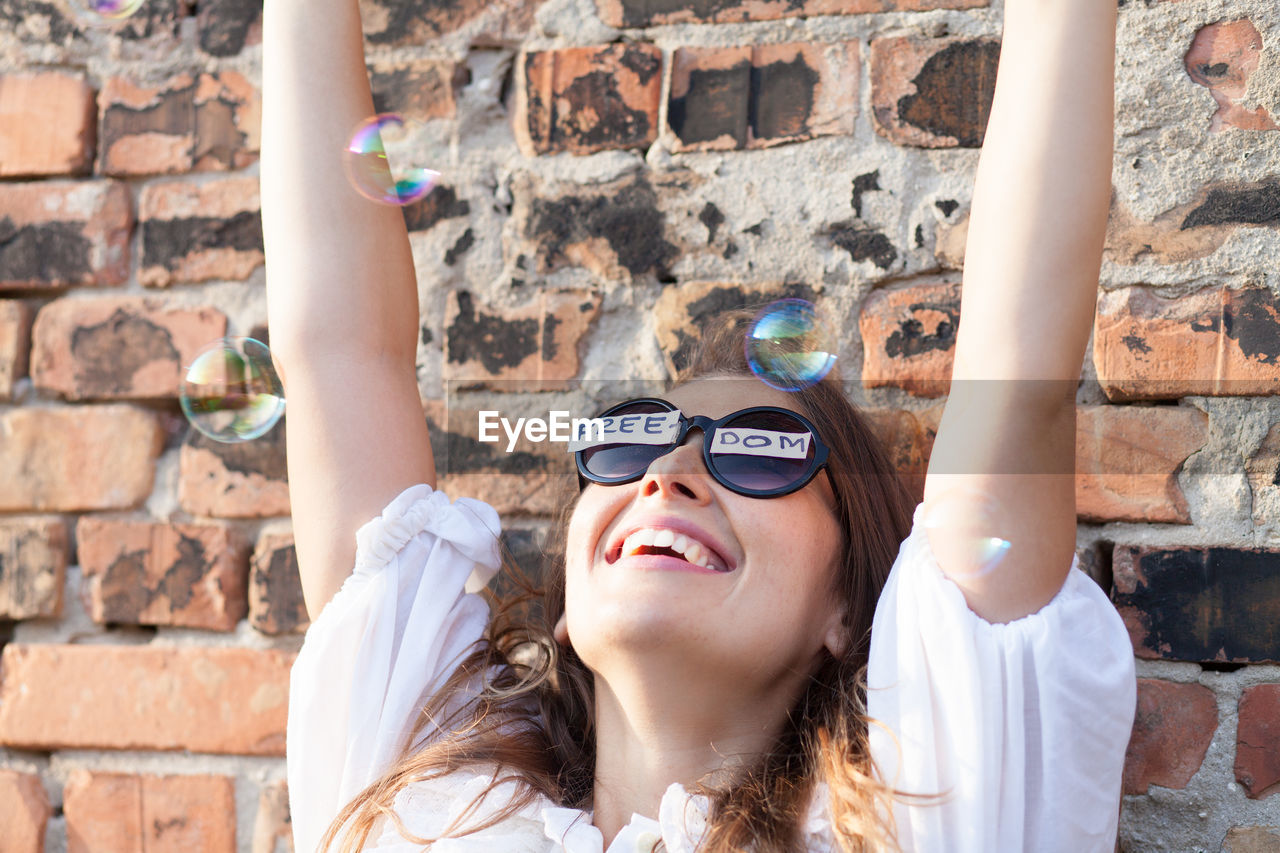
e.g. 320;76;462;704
1123;679;1217;795
0;644;291;754
870;36;999;148
1094;286;1280;400
1236;684;1280;799
179;423;290;518
64;770;236;853
1223;826;1280;852
517;43;662;156
0;180;132;289
0;299;32;400
1074;405;1207;524
1185;20;1277;133
97;72;259;176
31;296;226;400
652;280;821;377
139;177;263;287
1113;545;1280;664
370;59;458;124
597;0;986;27
0;517;67;620
861;405;942;504
0;769;50;853
249;531;308;635
859;278;959;397
251;780;294;853
444;289;601;385
1107;179;1280;267
668;42;858;152
0;406;163;512
77;517;247;631
0;72;96;177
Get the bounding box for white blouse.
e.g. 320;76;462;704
287;485;1136;852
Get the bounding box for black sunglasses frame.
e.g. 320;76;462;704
574;397;831;498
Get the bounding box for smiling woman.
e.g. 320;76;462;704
265;0;1136;849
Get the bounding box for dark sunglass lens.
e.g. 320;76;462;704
709;411;815;493
580;401;675;482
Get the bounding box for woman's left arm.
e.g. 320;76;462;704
923;0;1117;622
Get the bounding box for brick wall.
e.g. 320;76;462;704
1;0;1278;850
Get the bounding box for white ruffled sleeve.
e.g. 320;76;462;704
867;504;1137;853
287;484;502;853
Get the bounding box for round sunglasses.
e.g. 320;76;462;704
573;398;830;498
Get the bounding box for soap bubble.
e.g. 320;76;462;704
921;487;1013;579
343;114;439;206
72;0;144;23
180;338;285;444
745;299;837;392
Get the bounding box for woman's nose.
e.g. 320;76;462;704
637;436;713;503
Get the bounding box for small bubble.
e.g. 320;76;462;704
921;487;1012;578
343;113;439;206
72;0;144;23
180;338;285;444
744;299;837;392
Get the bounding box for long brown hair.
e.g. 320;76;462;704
319;308;917;852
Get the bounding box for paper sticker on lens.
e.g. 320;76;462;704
180;338;285;443
343;114;439;206
921;487;1012;579
745;299;837;392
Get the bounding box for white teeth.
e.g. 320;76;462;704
672;534;689;554
620;527;726;571
685;542;704;565
653;529;675;548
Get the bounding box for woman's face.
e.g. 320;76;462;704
561;377;848;695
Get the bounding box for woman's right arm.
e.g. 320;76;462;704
262;0;436;621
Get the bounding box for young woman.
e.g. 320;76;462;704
263;0;1136;849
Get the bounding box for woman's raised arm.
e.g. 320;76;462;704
262;0;436;620
923;0;1117;622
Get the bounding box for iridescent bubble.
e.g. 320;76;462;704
744;299;837;392
180;338;285;444
343;114;439;206
921;487;1013;578
73;0;144;23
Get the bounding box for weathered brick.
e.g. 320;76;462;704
31;296;226;400
1113;545;1280;664
1107;178;1280;267
668;42;858;151
870;36;1000;148
1223;826;1280;852
64;770;236;853
0;406;163;512
1123;679;1217;795
139;177;263;287
517;43;662;156
179;421;290;518
0;180;132;289
596;0;986;28
0;769;50;853
0;72;96;177
1185;19;1277;133
0;644;291;754
443;290;601;385
1074;405;1207;524
859;278;960;397
198;0;263;57
97;72;259;176
251;779;294;853
77;517;248;631
1236;684;1280;799
0;517;67;620
360;0;533;47
653;280;821;377
0;299;32;400
427;401;573;516
522;175;682;282
371;59;458;124
1093;286;1280;400
861;405;943;504
249;531;308;635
